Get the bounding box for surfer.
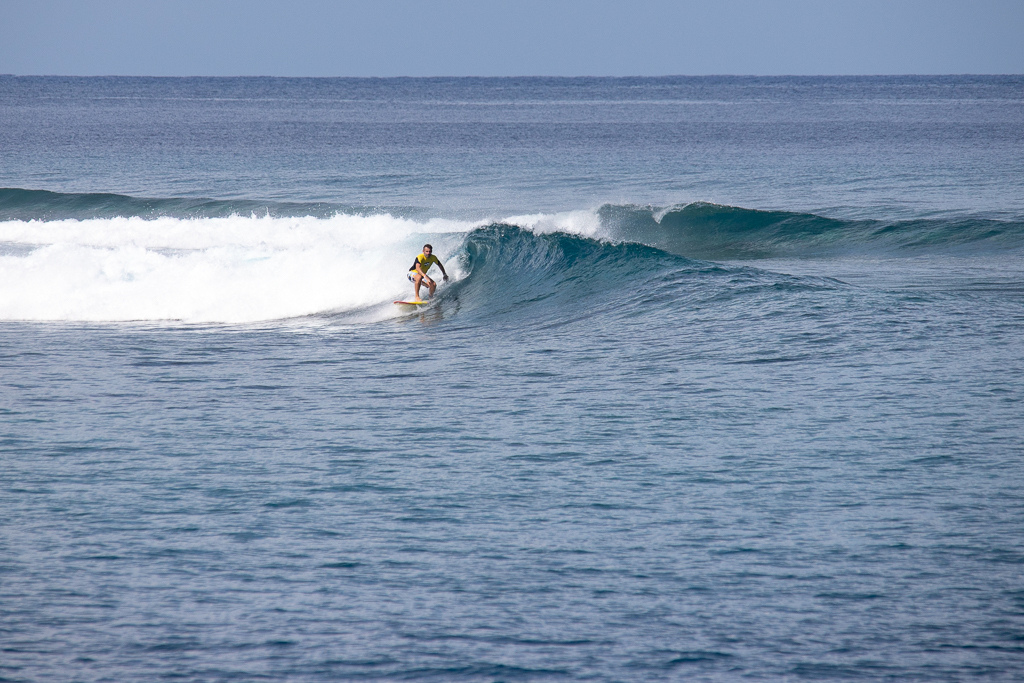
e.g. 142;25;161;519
408;244;449;302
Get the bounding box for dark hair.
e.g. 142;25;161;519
423;244;433;250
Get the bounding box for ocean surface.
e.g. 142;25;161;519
1;75;1023;681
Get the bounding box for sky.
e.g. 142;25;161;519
1;0;1022;77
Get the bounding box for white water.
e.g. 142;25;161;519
0;210;603;323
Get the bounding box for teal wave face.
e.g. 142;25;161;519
435;225;664;323
442;225;841;325
600;203;1024;259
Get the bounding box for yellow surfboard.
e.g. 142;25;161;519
393;300;430;306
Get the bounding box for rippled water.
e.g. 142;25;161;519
2;76;1024;681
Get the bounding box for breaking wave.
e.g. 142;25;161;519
0;188;1018;323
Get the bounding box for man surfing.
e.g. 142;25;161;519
408;244;449;302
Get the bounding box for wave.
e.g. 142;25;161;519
446;225;842;326
0;213;834;324
0;188;1017;323
446;224;700;319
4;189;1021;257
599;203;1024;259
0;188;380;221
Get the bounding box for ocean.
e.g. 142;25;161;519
1;75;1023;681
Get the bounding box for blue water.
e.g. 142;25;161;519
1;76;1024;681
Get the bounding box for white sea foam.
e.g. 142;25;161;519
501;210;604;237
0;210;603;323
0;214;473;323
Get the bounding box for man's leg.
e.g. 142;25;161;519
413;273;423;300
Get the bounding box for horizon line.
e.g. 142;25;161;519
3;73;1023;79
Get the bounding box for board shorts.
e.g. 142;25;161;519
408;272;431;282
